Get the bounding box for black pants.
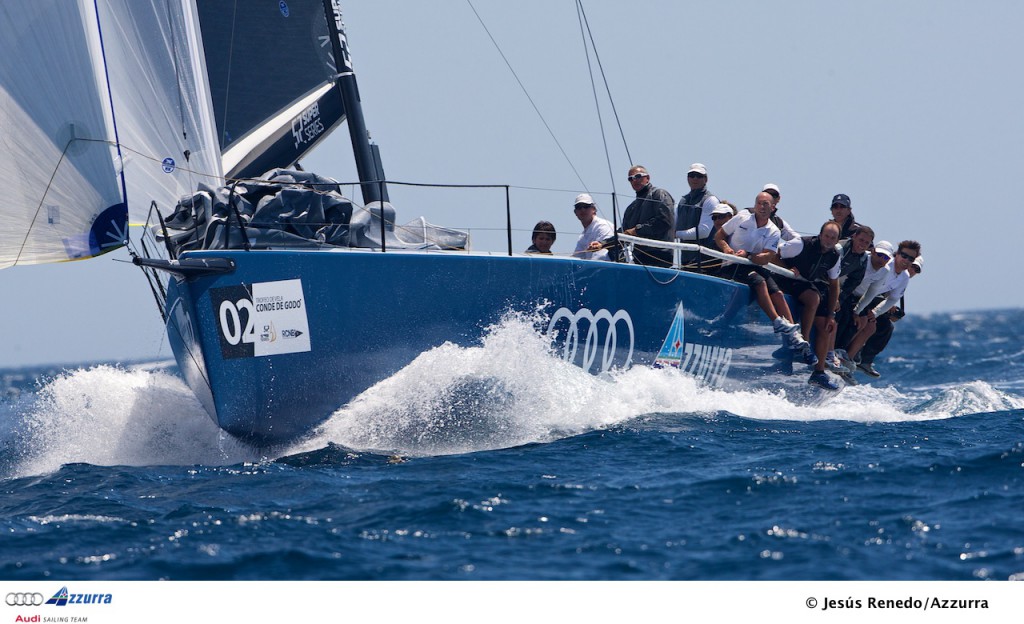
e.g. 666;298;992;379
860;313;895;365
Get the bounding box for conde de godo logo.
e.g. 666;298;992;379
5;586;112;621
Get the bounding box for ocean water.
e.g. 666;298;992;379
1;309;1022;581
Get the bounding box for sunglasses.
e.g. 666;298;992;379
874;252;891;260
712;213;730;220
627;173;648;182
687;172;705;179
574;204;593;211
898;251;917;261
830;204;849;210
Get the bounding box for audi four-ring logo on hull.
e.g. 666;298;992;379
547;307;634;372
6;593;44;606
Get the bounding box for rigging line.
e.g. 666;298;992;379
220;0;239;149
577;2;631;165
465;0;588;191
91;0;131;246
164;0;187;145
576;0;615;223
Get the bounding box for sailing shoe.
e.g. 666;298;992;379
773;316;800;335
786;331;809;351
857;362;881;378
835;349;857;373
801;343;818;366
826;350;846;373
808;370;840;391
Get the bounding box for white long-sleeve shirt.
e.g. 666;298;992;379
855;263;910;316
574;216;614;260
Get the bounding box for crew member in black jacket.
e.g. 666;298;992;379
775;220;844;390
620;165;675;267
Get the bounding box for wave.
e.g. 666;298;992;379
6;365;258;477
289;315;1024;456
5;316;1023;474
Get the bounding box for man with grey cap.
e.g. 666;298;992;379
675;163;719;265
572;193;614;261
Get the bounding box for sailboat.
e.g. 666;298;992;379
2;0;812;446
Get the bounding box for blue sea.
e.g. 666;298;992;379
1;309;1022;581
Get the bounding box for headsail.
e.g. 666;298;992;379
0;1;125;268
0;0;223;268
96;0;224;227
196;0;347;180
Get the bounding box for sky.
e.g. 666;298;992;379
2;0;1022;368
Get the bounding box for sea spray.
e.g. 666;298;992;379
297;314;998;456
8;319;1020;472
13;365;255;476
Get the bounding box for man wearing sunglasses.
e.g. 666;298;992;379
674;163;719;265
619;165;675;267
836;240;894;351
572;193;614;261
839;240;922;373
856;253;924;377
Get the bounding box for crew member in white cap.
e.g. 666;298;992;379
708;203;735;250
761;183;799;241
571;193;614;261
840;240;921;373
675;163;720;265
856;253;924;377
835;240;894;353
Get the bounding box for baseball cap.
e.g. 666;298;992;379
912;254;924;272
762;183;780;194
574;193;595;206
831;193;851;208
711;203;733;216
874;240;894;257
687;163;707;176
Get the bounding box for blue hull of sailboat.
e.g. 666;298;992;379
165;250;800;445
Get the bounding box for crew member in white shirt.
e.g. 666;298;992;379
715;191;805;349
571;193;614;261
841;240;921;370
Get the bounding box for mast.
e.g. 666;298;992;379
322;0;388;205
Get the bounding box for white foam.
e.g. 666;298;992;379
294;315;1023;457
13;365;257;477
11;318;1022;470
